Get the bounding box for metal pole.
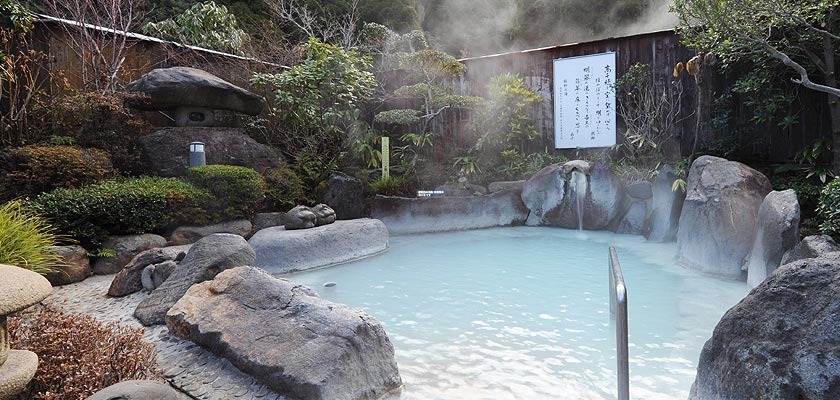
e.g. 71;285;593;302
609;246;629;400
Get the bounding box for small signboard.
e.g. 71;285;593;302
553;52;617;149
381;136;390;180
417;190;445;198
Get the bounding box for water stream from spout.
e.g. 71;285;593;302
570;170;587;232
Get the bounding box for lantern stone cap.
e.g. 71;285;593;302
0;264;52;316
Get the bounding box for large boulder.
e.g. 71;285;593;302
252;212;286;231
169;219;253;245
615;200;648;235
645;165;685;242
87;380;191;400
249;219;388;274
319;172;369;220
126;67;265;115
746;189;800;288
133;234;255;326
93;234;167;275
107;245;191;297
626;181;653;200
676;156;772;278
435;180;487;197
782;235;840;264
371;190;529;235
46;245;91;286
166;266;402;400
690;255;840;399
521;160;624;230
136;127;282;177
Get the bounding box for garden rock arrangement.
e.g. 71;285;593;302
169;219;253;245
250;219;388;274
46;245;91;286
108;245;191;297
372;189;529;234
134;234;255;326
319;172;369;220
521;160;624;229
676;156;773;279
166;266;402;400
126;66;265;126
745;189;800;287
0;264;52;399
137;128;282;177
690;254;840;399
93;234;168;275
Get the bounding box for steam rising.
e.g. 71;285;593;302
423;0;678;57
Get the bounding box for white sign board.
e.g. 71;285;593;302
553;52;616;149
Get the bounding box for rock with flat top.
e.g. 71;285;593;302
782;235;840;264
87;380;191;400
166;266;402;400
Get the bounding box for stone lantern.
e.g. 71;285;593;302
0;264;52;399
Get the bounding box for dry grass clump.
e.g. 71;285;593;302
8;306;163;399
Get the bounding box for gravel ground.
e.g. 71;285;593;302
44;275;284;400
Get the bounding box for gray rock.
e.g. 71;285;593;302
87;380;191;400
690;255;840;400
319;172;369;220
252;212;286;231
645;165;685;242
166;266;402;400
782;235;840;264
285;205;317;230
487;180;526;193
141;260;178;292
372;190;529;235
134;234;255;326
626;181;653;200
435;181;487;197
107;245;191;297
0;350;38;399
93;234;168;275
615;200;648;235
169;219;253;245
311;204;336;227
746;190;800;288
46;245;91;286
126;67;265;115
250;219;388;274
521;160;624;230
676;156;772;279
136;127;283;177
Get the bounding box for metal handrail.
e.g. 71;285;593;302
609;246;629;400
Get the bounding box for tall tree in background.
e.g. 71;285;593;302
673;0;840;173
143;1;250;55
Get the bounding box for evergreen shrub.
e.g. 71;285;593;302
0;145;114;201
185;165;266;219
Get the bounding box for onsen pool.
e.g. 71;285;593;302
281;226;748;399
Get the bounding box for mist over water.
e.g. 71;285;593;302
423;0;678;57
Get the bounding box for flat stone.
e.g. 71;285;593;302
166;266;402;400
250;219;388;274
169;220;253;245
0;264;52;315
134;234;255;326
372;190;529;235
87;380;191;400
0;350;38;399
126;67;265;115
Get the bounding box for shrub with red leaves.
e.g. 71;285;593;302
8;307;163;400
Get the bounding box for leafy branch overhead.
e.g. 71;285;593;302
143;1;250;55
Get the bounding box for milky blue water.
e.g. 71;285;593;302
281;227;748;400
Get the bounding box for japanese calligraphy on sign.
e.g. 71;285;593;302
553;52;616;149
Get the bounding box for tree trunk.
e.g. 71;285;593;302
830;96;840;175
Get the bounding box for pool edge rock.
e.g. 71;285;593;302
249;219;389;274
166;266;402;400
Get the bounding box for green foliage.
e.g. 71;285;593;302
370;175;414;197
359;0;423;33
796;139;835;183
185;165;266;219
251;38;376;174
1;145;114;201
9;306;162;399
452;155;481;177
263;167;307;210
0;201;62;275
0;0;34;31
143;1;250;55
818;179;840;236
25;177;211;249
374;109;420;125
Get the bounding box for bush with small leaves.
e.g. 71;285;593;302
9;306;163;400
818;179;840;237
186;165;266;219
263;167;307;211
0;145;114;201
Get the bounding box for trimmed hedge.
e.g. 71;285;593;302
186;165;266;219
24;177;211;249
263;167;307;210
818;179;840;236
0;145;114;201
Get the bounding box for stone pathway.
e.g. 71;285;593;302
44;275;284;400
